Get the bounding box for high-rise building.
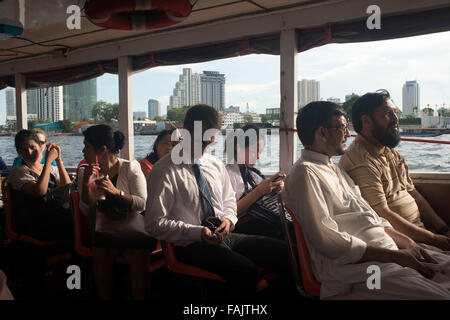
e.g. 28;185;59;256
63;78;97;121
169;68;201;109
5;88;15;117
24;87;63;122
201;71;225;111
298;79;320;108
402;80;420;115
148;99;161;119
5;88;38;118
169;68;225;111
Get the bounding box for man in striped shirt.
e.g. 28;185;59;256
339;90;450;251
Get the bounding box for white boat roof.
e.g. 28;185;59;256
1;0;450;78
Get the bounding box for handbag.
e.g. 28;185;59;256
237;166;283;238
27;169;72;211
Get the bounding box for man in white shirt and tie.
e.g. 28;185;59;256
282;101;450;299
145;104;292;299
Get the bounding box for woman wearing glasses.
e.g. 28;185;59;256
139;127;182;178
8;129;73;242
12;128;57;168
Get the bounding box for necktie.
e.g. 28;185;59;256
192;164;216;222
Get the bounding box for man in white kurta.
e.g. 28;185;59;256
283;101;450;300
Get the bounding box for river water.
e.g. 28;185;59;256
0;133;449;173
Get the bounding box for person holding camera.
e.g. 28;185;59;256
145;105;293;299
8;129;73;242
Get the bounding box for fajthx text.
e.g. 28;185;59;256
183;304;268;317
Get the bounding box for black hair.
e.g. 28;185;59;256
224;124;263;160
352;89;391;133
15;129;40;154
83;124;125;155
183;104;220;133
296;101;346;147
146;128;177;164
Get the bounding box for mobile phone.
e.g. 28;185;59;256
272;174;285;182
203;216;222;232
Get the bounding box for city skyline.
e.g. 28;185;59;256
1;31;450;124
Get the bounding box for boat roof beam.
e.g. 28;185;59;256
14;73;28;130
280;29;298;173
118;56;134;161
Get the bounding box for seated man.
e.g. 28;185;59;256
339;90;450;251
145;104;292;299
283;101;450;299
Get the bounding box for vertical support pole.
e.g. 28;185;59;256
14;73;27;130
279;29;298;173
118;56;134;160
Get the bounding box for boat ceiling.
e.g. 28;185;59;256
1;0;450;77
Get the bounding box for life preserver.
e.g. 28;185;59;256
85;0;192;31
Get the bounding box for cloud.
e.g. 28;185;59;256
227;80;279;94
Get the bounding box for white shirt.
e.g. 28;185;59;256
282;149;398;298
9;164;60;191
145;152;238;246
226;164;264;200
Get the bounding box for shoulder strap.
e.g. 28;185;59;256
239;165;258;192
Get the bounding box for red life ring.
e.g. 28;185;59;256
85;0;192;30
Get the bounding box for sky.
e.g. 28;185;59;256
1;30;450;123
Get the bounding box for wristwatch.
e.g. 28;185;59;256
120;190;124;197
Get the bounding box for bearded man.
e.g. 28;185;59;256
339;90;450;251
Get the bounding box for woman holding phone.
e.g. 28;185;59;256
225;124;286;238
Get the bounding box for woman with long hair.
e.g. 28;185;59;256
225;124;285;238
78;124;152;300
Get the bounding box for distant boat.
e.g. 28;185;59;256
399;128;449;137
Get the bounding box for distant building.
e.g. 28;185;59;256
6;88;15;117
169;68;201;109
201;71;225;111
247;112;262;123
224;106;240;113
222;112;245;128
5;88;38;119
148;99;161;119
133;111;147;120
169;68;226;112
265;107;280;122
345;93;358;102
27;87;63;122
298;79;320;108
327;97;341;104
402;80;420;116
63;78;97;121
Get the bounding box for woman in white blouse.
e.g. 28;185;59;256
225;124;285;238
78;124;152;300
